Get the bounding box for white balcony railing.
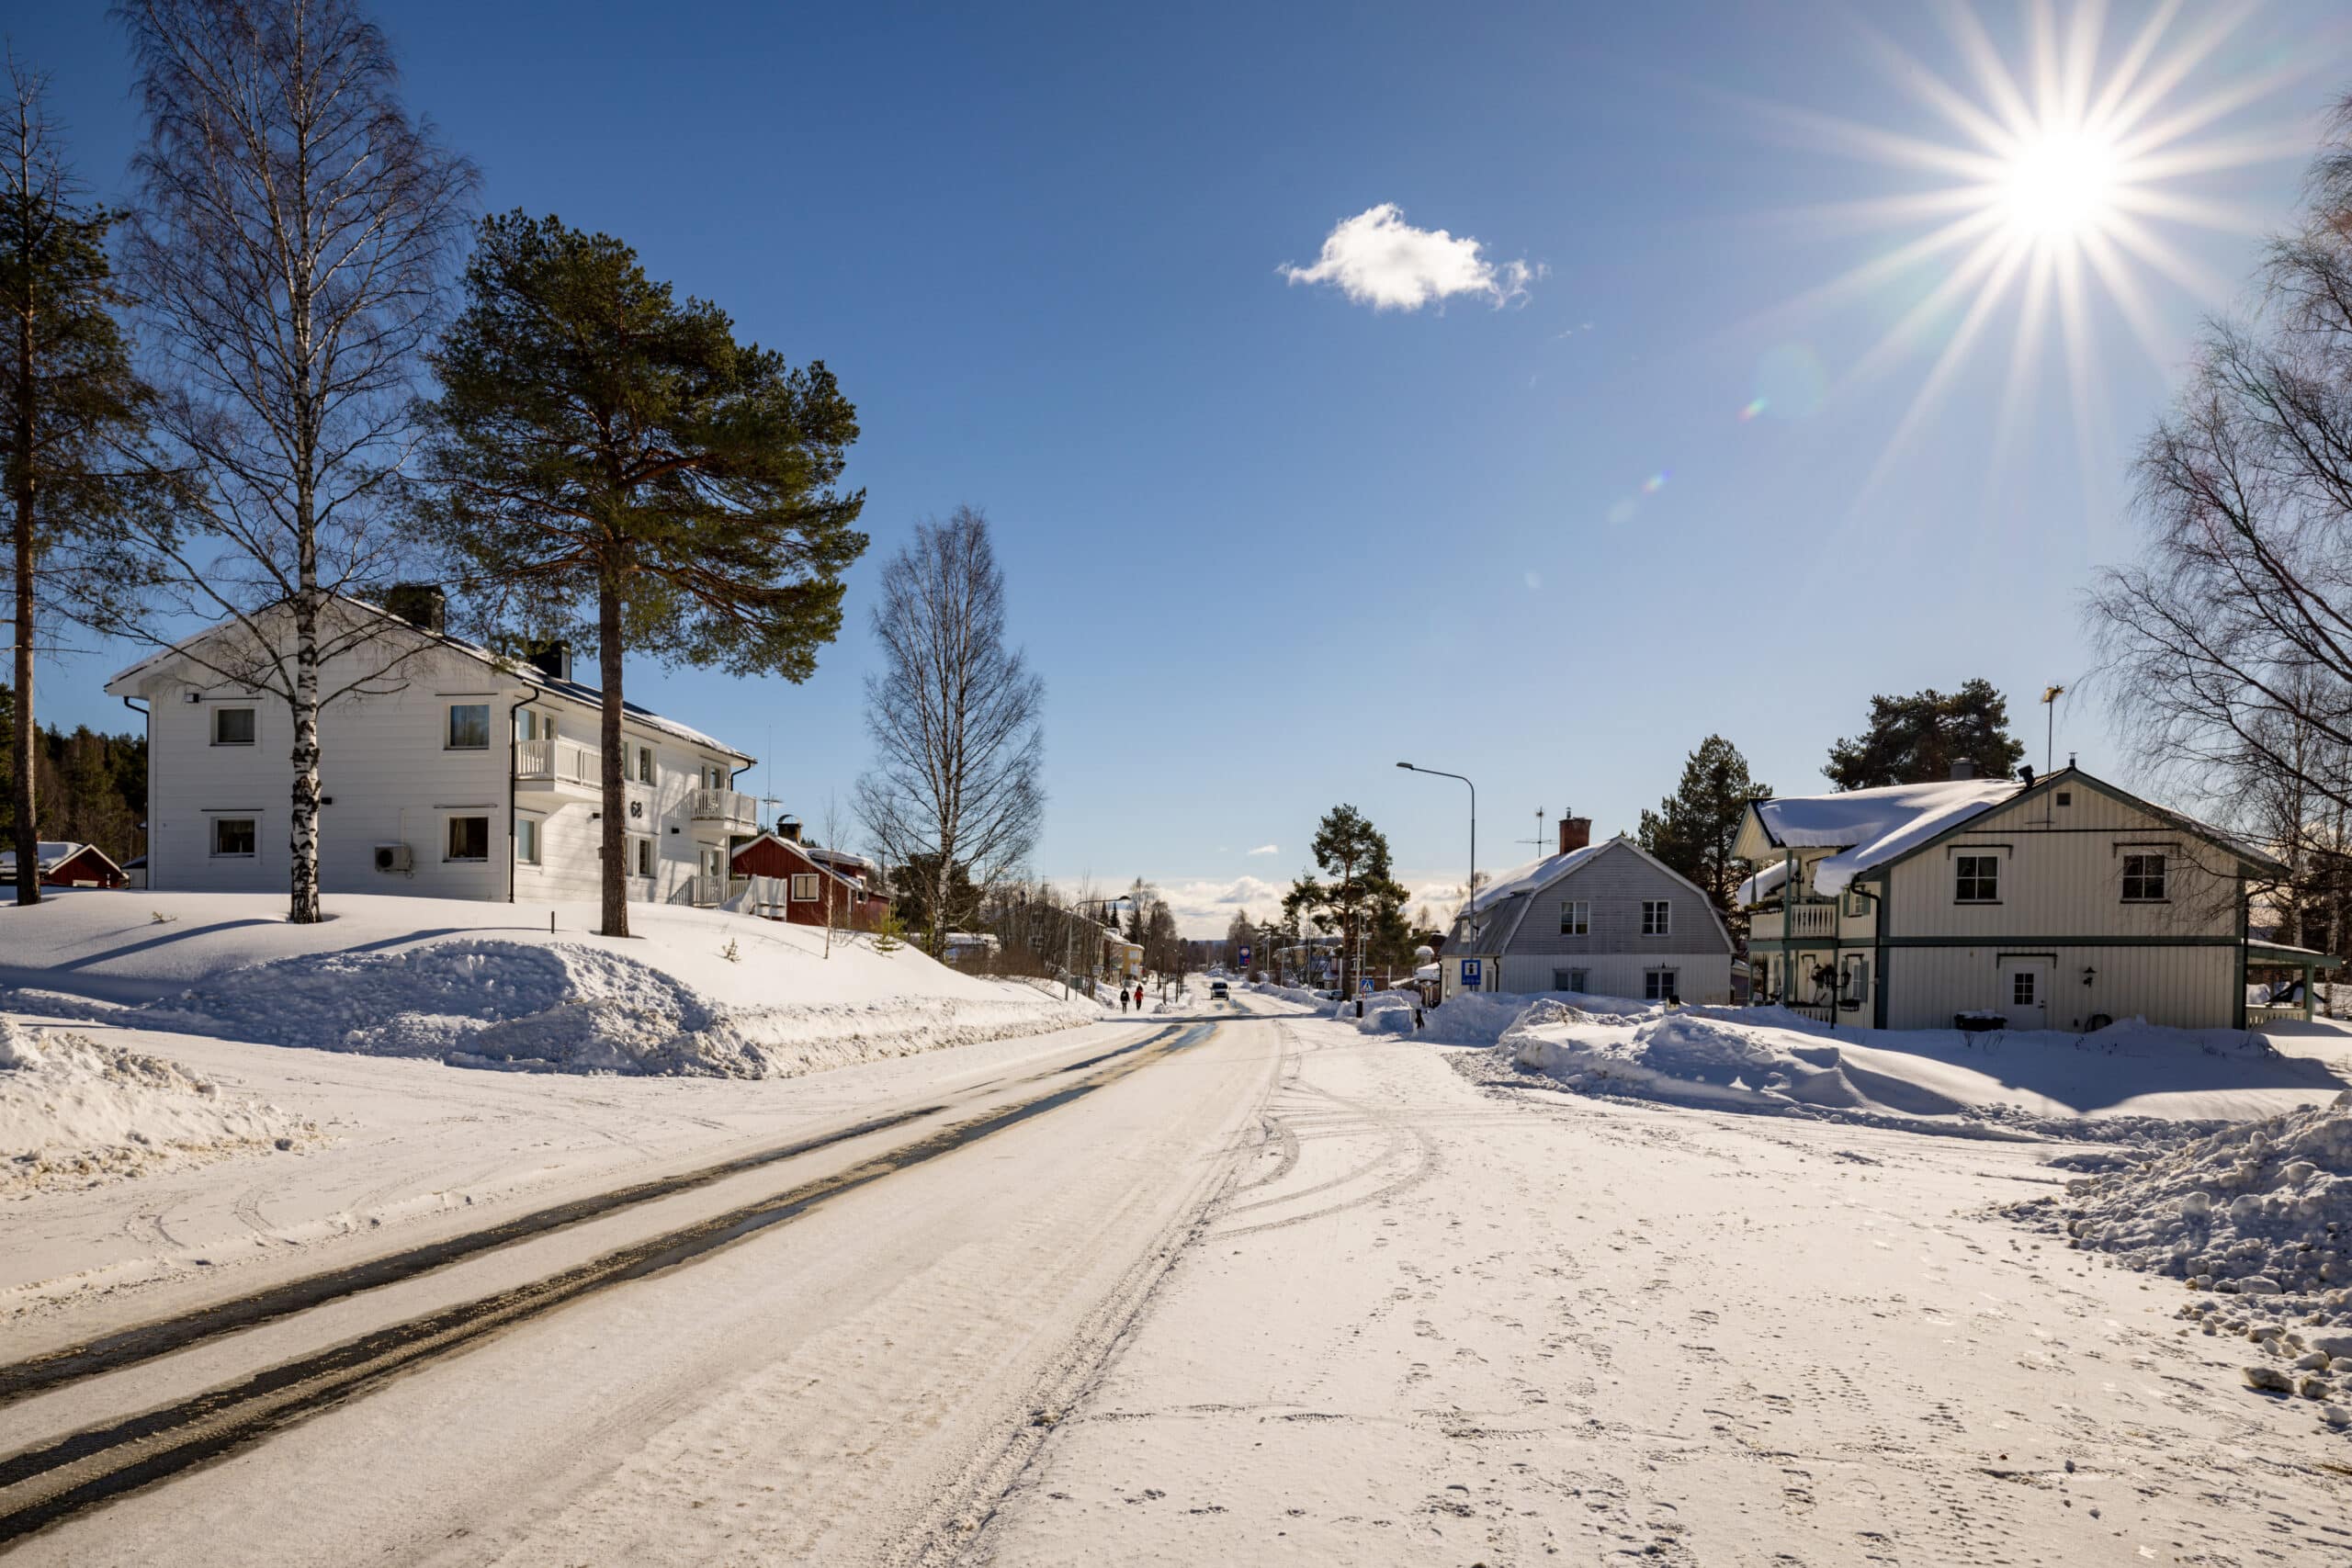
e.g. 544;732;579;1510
515;736;600;788
680;874;727;908
1786;902;1838;938
689;787;758;827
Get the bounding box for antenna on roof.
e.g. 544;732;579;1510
2040;682;2067;775
1517;807;1549;855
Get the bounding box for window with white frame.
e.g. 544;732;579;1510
446;816;489;862
791;873;820;901
1843;889;1870;918
1559;900;1589;936
514;818;541;864
1641;899;1669;937
1644;967;1679;1001
211;706;255;746
630;837;654;877
2012;969;2038;1006
209;816;256;857
1553;967;1589;993
1842;953;1871;1004
1954;853;2000;902
635;745;654;784
447;704;490;750
2120;852;2167;902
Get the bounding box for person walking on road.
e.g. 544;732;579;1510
1133;982;1145;1011
1119;987;1129;1014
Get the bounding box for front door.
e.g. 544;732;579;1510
2003;959;2051;1031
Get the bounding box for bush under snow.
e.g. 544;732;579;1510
1;1019;315;1193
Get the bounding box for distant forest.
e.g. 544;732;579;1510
2;690;147;863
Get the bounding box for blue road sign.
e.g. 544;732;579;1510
1460;958;1483;989
1238;945;1250;965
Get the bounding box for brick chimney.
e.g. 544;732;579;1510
1558;815;1592;854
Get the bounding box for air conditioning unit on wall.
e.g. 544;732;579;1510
374;843;413;874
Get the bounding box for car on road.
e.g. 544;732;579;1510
1210;980;1228;1000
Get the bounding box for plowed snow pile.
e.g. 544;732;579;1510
2010;1097;2352;1431
0;893;1098;1077
1;1019;314;1193
1496;1005;2349;1134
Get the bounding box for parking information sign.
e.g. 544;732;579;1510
1460;958;1482;989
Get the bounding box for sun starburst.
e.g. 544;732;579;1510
1740;0;2318;504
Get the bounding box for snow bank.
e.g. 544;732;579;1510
1;1019;315;1193
2010;1096;2352;1431
1499;1007;2350;1137
0;893;1099;1078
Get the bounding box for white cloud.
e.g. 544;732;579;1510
1156;876;1292;937
1281;204;1540;312
1246;843;1278;856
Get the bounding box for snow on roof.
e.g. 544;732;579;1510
1748;778;2017;897
1734;857;1791;906
106;594;751;761
1465;841;1611;916
0;841;107;874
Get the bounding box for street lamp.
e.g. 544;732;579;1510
1397;760;1477;968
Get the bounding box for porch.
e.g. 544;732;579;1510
2245;941;2344;1026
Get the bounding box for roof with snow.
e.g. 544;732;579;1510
105;594;751;761
1740;769;2283;899
1449;836;1734;955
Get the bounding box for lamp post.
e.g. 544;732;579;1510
1397;761;1477;982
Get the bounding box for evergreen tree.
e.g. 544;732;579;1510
1283;804;1408;996
1636;735;1769;937
418;211;866;938
2;61;169;905
1824;680;2025;790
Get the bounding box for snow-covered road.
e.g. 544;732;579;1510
974;1010;2352;1566
7;996;2351;1564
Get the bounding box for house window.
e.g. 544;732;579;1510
447;704;490;750
1559;900;1589;936
1842;954;1871;1005
209;817;256;857
2121;852;2167;902
635;745;654;784
1843;889;1870;918
515;818;541;864
1954;854;2000;903
1644;967;1679;1002
2012;970;2038;1006
446;816;489;862
515;708;553;742
791;873;820;901
633;837;654;878
1641;899;1670;937
2055;791;2072;807
211;706;255;746
1553;967;1589;993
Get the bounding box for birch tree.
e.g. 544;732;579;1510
855;507;1045;957
116;0;476;921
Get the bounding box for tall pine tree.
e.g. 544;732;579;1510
1636;735;1768;940
417;211;867;938
1284;804;1409;996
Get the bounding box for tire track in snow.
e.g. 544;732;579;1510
0;1024;1217;1547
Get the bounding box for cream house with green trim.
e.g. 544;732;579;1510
1734;765;2321;1032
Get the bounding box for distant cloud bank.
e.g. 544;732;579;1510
1281;204;1539;312
1247;843;1278;856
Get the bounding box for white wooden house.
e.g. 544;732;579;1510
1441;817;1737;1004
104;592;760;907
1733;764;2326;1031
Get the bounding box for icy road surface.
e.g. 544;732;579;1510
6;995;2350;1564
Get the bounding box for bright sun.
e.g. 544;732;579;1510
1745;1;2311;502
1999;126;2120;243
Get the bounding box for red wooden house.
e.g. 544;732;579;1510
730;829;888;930
1;840;128;890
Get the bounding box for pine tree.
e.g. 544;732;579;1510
1636;735;1769;939
418;211;867;938
1825;680;2025;790
2;61;169;906
1284;804;1408;996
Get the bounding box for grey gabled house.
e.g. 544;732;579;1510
1441;817;1736;1005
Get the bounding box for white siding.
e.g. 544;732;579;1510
1879;944;2237;1032
120;632;749;907
1494;953;1733;1006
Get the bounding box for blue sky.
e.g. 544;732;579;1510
16;1;2352;931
